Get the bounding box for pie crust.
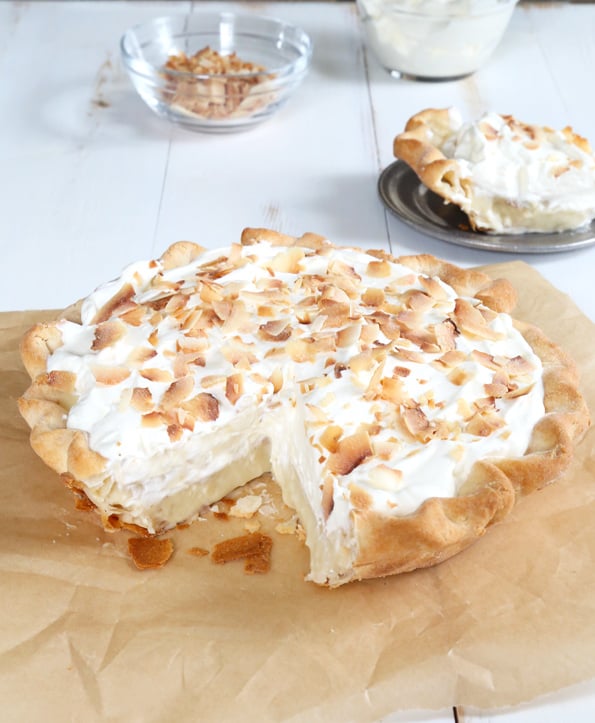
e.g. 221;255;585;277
18;229;590;585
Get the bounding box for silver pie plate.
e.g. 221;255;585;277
378;161;595;254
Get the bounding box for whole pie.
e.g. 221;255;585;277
393;107;595;234
19;229;589;585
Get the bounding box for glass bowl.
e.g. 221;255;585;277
120;12;313;132
356;0;518;81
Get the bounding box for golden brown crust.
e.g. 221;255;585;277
393;108;471;212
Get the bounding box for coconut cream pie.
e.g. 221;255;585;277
393;108;595;233
19;229;589;585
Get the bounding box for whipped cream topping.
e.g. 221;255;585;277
46;240;544;583
358;0;517;79
438;108;595;233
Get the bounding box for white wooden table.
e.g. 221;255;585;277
0;2;593;720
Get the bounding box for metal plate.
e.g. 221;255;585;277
378;161;595;254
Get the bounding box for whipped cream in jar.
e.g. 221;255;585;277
357;0;518;81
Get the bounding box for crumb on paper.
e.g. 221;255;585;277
186;546;209;558
163;46;275;121
128;537;174;570
211;532;273;575
229;494;262;518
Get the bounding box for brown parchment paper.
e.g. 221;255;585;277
1;261;594;722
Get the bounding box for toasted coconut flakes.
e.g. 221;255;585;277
434;319;458;352
448;367;472;386
130;387;154;413
327;431;373;475
91;365;131;386
187;547;209;558
379;377;405;403
337;323;361;348
92;283;136;324
392;366;411;378
258;319;291;341
451;298;502;340
128;537;174;570
92;320;126;351
229;494;262;518
167;423;184;442
269;247;305;274
201;375;226;389
419;275;449;300
181;392;220;422
504;384;534;399
119;305;146;327
438;350;468;368
140;367;174;384
402;406;434;442
506;355;535;376
485;383;509;398
212;299;232;321
320;424;343;453
366;260;391;278
362;287;385;306
148;329;159;347
128;347;158;366
226;373;244;405
161;376;194;411
466;412;505;437
141;411;166;428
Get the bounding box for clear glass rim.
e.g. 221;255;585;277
120;12;313;81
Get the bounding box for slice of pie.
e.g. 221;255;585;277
18;229;589;585
393;107;595;234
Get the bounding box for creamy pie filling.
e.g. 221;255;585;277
45;241;544;583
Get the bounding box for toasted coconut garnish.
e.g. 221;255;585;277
119;305;146;327
402;406;434;442
160;376;194;411
229;494;262;518
419;275;449;301
434;319;458;352
466;411;505;437
141;411;166;428
362;287;386;307
505;355;536;377
91;365;131;386
392;365;411;378
320;424;343;453
366;259;391;278
130;387;154;413
379;377;406;404
181;392;220;422
225;373;244;405
448;367;472;386
368;464;403;491
450;298;502;340
128;537;174;570
139;367;174;384
258;319;292;342
92;283;136;324
91;320;126;351
337;322;361;348
167;423;184;442
268;247;305;274
327;431;373;476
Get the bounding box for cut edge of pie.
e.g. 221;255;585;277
18;228;591;585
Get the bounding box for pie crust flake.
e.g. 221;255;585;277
19;229;590;585
393;107;595;234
